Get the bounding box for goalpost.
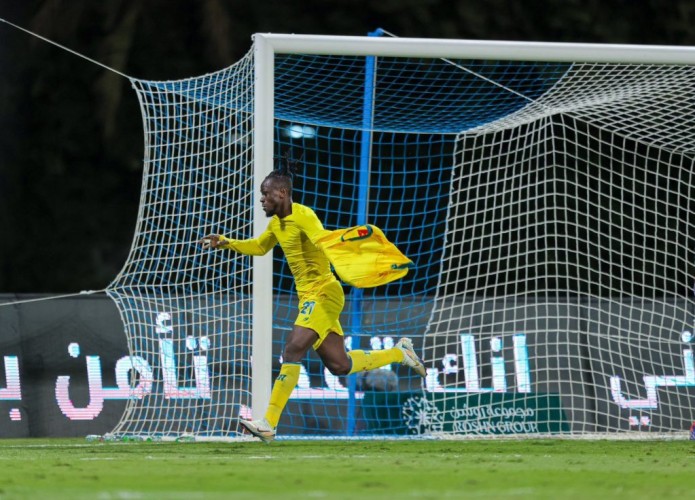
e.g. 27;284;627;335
106;34;695;440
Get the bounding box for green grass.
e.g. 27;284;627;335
0;438;693;499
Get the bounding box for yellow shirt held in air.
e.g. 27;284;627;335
217;203;412;290
315;224;412;288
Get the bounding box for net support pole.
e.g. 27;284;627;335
347;28;381;435
251;34;275;419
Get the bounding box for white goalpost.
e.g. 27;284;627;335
105;33;695;440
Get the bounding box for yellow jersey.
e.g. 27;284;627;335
218;204;412;290
218;203;334;293
315;225;413;288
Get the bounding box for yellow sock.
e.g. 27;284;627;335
347;348;404;374
264;363;300;428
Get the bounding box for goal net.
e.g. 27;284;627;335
106;34;695;440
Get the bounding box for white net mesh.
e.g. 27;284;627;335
106;39;695;439
424;62;695;435
106;51;255;439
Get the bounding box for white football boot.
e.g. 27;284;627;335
396;338;426;377
239;417;276;443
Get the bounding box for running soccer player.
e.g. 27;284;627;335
201;159;425;443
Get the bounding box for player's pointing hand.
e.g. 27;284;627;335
200;234;222;250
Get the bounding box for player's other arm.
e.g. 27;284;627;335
200;228;277;255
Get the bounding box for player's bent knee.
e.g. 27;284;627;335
325;359;351;376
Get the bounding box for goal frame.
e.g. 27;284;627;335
251;33;695;419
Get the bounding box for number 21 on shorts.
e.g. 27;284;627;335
300;300;316;317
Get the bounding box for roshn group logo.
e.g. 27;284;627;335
402;395;444;434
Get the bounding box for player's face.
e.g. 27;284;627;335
260;180;286;217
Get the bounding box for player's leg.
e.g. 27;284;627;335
265;325;317;426
312;280;426;377
315;331;353;374
317;331;426;377
239;325;317;442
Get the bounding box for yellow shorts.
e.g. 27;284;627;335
295;279;345;350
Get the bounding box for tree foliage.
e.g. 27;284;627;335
1;0;694;292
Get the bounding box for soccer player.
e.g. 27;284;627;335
201;161;426;443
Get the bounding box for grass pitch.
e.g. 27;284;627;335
0;438;693;499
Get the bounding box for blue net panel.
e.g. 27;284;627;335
267;54;570;436
275;54;569;133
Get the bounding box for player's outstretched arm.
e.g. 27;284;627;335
200;229;278;255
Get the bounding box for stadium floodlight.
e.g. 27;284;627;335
105;33;695;440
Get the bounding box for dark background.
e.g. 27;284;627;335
2;0;695;293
